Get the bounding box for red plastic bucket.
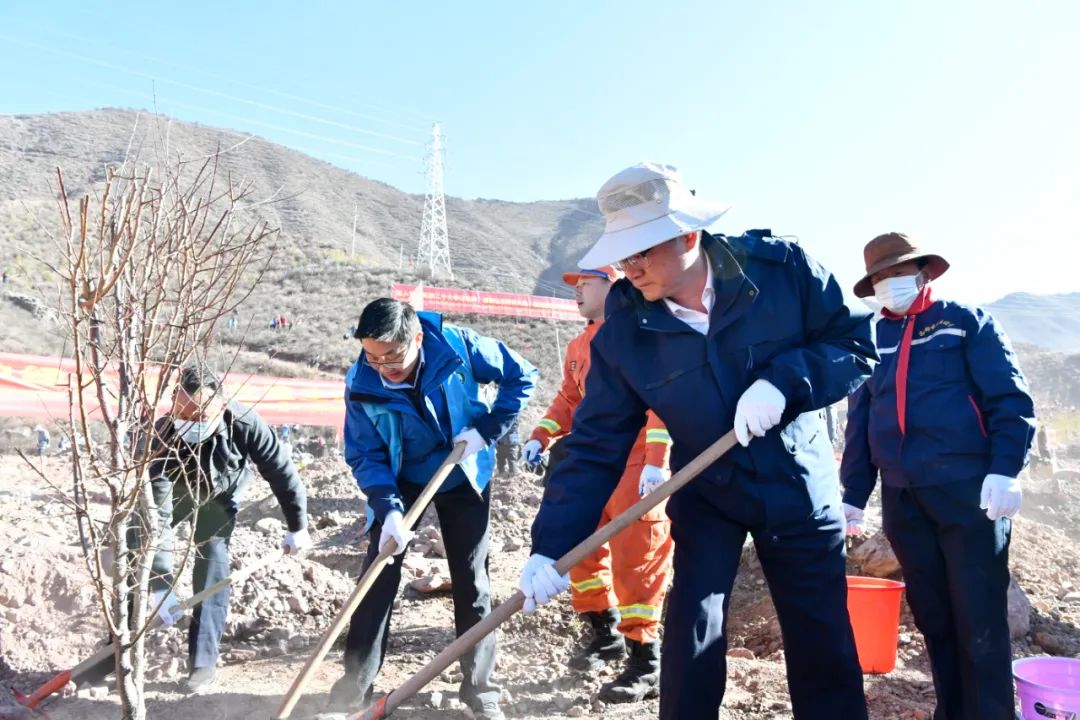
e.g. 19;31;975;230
846;576;906;674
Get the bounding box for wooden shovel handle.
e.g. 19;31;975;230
274;441;467;719
349;430;738;720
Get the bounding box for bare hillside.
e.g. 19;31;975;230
0;109;595;402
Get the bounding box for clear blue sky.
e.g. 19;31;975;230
1;1;1077;303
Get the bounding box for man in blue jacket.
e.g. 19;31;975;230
841;232;1035;719
331;298;537;720
519;162;875;719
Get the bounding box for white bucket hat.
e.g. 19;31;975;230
577;161;732;269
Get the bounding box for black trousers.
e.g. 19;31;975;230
343;481;499;708
883;479;1013;720
661;475;867;720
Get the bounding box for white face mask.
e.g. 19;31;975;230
173;417;222;444
873;274;923;314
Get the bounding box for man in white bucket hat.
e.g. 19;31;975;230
519;162;875;719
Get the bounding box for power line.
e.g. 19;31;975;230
1;36;424;148
29;24;432;133
91;81;421;162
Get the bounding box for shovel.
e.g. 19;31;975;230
348;430;738;720
273;441;467;719
13;549;284;711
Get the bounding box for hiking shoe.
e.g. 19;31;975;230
568;609;626;671
184;666;217;695
599;638;660;703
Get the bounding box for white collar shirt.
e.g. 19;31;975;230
662;256;715;335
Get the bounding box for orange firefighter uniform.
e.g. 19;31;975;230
528;320;673;643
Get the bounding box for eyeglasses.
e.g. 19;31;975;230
614;245;659;272
365;339;415;371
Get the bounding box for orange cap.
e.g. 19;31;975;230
561;265;621;286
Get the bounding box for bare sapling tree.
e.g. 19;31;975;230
42;146;276;719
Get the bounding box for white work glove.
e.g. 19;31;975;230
522;439;543;469
518;553;569;614
282;528;312;555
638;464;669;497
733;379;786;447
843;503;865;536
980;474;1022;520
378;510;414;561
151;589;185;628
452;427;487;460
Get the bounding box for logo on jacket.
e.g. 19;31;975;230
917;318;955;338
569;360;577;372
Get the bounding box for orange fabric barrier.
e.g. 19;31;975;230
391;284;581;322
0;352;344;428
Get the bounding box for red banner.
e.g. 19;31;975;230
0;352;344;428
391;284;582;322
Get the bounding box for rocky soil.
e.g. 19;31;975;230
2;451;1079;719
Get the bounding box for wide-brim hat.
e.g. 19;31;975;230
577;162;732;269
854;232;949;298
561;266;620;286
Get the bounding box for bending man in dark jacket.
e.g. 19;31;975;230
519;162;876;720
841;233;1035;719
148;364;310;693
332;299;537;720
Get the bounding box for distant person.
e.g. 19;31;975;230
1037;423;1051;460
2;270;8;286
271;316;279;330
34;425;51;458
841;232;1036;719
495;418;521;477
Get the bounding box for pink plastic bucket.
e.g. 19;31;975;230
1014;657;1080;719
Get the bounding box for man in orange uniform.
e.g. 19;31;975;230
522;265;673;703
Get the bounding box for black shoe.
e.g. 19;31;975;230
327;675;372;712
599;638;660;703
465;699;506;720
568;609;626;672
184;666;217;695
